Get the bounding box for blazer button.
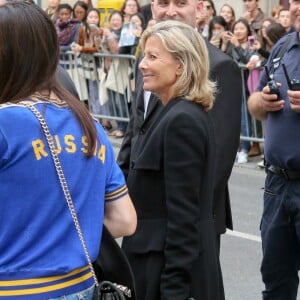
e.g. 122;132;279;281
140;128;146;135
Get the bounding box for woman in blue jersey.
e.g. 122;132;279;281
0;2;136;299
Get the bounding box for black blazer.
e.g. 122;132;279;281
122;98;222;300
117;41;242;234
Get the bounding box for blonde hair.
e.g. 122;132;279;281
140;20;215;110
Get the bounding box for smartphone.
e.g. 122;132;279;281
212;32;220;40
248;36;255;49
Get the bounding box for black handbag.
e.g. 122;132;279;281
93;225;136;299
24;103;135;300
93;281;127;300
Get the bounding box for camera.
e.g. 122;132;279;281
282;64;300;91
264;66;280;99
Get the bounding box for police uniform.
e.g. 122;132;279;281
257;32;300;299
0;96;128;299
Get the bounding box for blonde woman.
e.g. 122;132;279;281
122;20;223;300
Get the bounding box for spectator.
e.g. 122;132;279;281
222;18;256;163
120;0;141;24
219;3;236;31
119;12;145;56
55;3;81;54
208;15;228;50
253;17;277;61
265;22;287;47
197;0;216;38
242;0;265;34
72;8;112;130
271;4;284;20
102;10;123;53
44;0;60;22
102;10;130;139
0;2;136;299
278;8;295;33
73;0;88;23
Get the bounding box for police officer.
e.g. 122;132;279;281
248;1;300;299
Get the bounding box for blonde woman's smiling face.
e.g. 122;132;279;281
139;36;182;103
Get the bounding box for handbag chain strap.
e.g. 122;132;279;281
24;103;99;287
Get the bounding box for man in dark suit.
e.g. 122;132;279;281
118;0;242;248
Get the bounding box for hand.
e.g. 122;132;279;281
102;27;112;38
132;26;142;38
229;34;239;47
73;44;82;52
222;31;232;44
287;89;300;113
210;36;220;48
253;40;261;50
246;55;260;70
260;84;284;112
246;61;256;70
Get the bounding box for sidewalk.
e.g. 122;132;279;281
108;135;265;172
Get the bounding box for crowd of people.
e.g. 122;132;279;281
203;0;293;164
45;0;294;165
45;0;146;139
0;0;299;299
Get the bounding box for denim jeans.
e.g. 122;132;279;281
49;285;94;300
260;172;300;300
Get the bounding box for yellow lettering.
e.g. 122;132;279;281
32;139;48;160
98;145;106;163
53;135;62;154
81;136;88;154
65;135;76;153
94;141;98;156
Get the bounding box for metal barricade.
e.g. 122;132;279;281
239;63;265;144
59;51;136;124
59;53;266;146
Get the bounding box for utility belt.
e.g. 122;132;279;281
266;165;300;180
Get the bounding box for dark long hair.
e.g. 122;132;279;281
208;15;227;41
73;0;88;22
84;8;101;38
266;23;287;46
232;18;252;38
0;2;97;156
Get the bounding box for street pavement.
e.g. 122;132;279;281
109;136;300;300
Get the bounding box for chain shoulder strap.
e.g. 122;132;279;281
24;103;99;287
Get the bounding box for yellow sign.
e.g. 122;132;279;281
97;0;124;27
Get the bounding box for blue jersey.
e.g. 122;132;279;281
257;32;300;169
0;97;128;299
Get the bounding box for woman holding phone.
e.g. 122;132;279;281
221;18;257;164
